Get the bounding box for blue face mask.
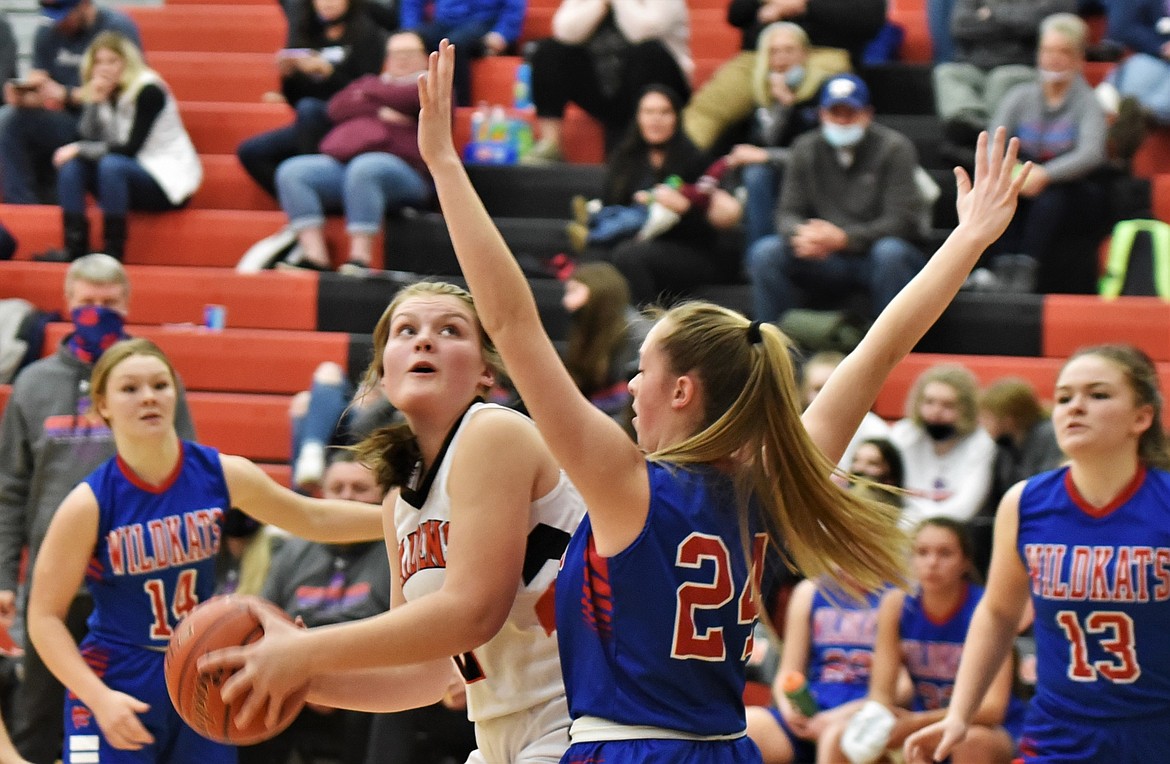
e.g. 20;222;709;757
784;65;805;89
68;305;127;364
822;122;865;148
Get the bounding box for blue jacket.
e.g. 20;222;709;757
400;0;527;43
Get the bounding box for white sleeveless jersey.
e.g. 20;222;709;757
395;402;585;722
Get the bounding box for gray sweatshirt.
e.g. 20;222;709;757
990;76;1107;183
0;339;195;596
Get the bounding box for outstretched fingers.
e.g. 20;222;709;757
417;39;458;164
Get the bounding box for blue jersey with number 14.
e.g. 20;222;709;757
84;441;227;648
556;461;765;736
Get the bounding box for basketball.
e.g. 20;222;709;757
164;594;304;745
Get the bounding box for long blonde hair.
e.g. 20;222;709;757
352;281;504;491
650;302;905;595
81;31;150;91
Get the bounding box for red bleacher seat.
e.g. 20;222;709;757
2;263;321;331
191;155;280;211
1134;129;1170;179
1043;295;1170;362
187;392;291;462
0;384;10;421
127;5;285;55
154;52;278;103
182;101;291;155
41;323;349;395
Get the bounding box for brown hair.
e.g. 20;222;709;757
980;377;1045;430
565;262;632;395
352;281;504;491
913;516;979;583
906;363;980;437
1065;344;1170;470
90;338;177;424
650;302;906;595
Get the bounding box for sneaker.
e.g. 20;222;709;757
570;194;590;227
337;259;372;277
293;441;326;489
961;267;1002;292
994;253;1038;294
520;137;563;165
637;203;681;241
1107;96;1148;168
566;221;588;254
840;700;895;764
236;226;297;273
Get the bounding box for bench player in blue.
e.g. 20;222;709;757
906;345;1170;763
25;338;384;763
391;42;1027;762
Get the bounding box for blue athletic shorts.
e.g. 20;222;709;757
65;638;236;764
563;735;763;763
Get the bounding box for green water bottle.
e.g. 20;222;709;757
781;671;820;716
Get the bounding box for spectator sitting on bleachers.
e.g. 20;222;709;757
521;0;692;163
986;12;1109;295
849;437;906;508
0;0;140;206
289;361;397;492
977;377;1063;512
746;74;927;326
561;262;650;426
589;85;744;306
0;254;194;764
272;31;433;273
237;0;387;204
1101;0;1170;125
400;0;527;106
744;575;891;764
890;363;997;528
214;508;275;598
800;350;891;471
682;0;873;153
724;22;831;247
0;13;16;95
819;518;1020;763
38;32;201;263
933;0;1074;155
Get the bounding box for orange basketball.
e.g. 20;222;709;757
164;594;304;745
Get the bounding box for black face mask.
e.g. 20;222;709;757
924;422;957;442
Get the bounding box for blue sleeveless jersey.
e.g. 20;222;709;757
807;587;882;710
899;581;982;711
84;441;227;648
1017;466;1170;720
556;461;765;735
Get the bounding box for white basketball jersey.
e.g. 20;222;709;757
395;402;585;722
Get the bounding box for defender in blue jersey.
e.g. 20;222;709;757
907;345;1170;764
26;339;383;763
407;43;1032;764
745;579;884;763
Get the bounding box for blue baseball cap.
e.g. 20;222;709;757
39;0;82;22
819;74;871;110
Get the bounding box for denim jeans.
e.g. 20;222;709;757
747;234;926;322
0;106;79;204
237;97;331;198
57;154;176;216
589;204;648;246
741;163;781;248
927;0;956;63
276;151;431;233
291;376;352;461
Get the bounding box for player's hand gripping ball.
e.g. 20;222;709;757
164;594;304;745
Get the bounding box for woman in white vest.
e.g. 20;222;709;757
49;31;201;262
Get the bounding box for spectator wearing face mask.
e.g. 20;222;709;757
746;74;927;326
890;364;996;529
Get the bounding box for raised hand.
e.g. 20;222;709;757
416;39;459;169
953;127;1031;246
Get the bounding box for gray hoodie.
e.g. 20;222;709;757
0;339;195;597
